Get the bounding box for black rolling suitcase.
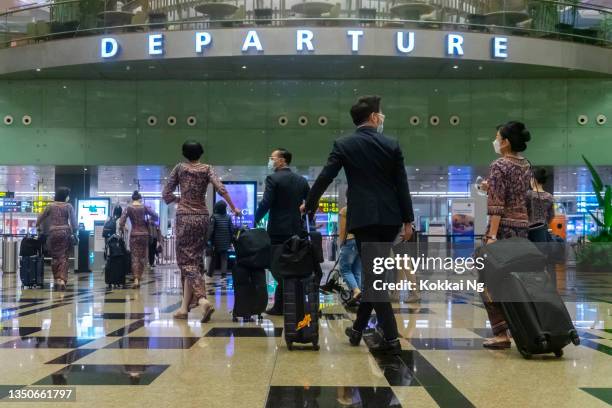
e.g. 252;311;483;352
20;255;45;289
104;235;128;288
232;264;268;322
278;220;321;351
283;275;320;350
232;227;271;321
478;237;580;359
500;271;580;359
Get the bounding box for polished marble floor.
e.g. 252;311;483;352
0;263;611;408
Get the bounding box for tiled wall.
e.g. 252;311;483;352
0;79;610;166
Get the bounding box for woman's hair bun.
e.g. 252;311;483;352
500;121;530;152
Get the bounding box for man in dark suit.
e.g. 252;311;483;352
302;95;414;354
255;148;310;315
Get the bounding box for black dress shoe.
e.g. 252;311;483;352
368;337;402;355
345;327;362;346
265;308;283;316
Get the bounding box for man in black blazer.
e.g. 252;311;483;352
303;95;414;354
255;148;310;315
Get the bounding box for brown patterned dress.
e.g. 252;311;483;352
162;162;227;310
119;204;159;280
36;202;77;283
483;156;531;336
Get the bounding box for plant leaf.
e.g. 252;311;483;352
592;181;605;207
604;185;612;230
587;208;605;228
583;155;604;191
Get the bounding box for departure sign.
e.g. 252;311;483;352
0;192;14;198
318;198;338;214
2;199;21;212
33;199;50;214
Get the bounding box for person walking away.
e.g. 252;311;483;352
36;186;77;291
337;206;362;307
119;191;159;289
302;95;414;355
526;167;554;227
254;148;310;316
207;200;234;279
103;205;123;244
163;140;241;322
481;121;532;349
148;220;163;268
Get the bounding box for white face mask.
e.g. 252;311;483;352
492;139;501;155
267;159;275;172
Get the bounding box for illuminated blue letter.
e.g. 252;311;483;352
297;30;314;52
446;34;464;56
148;34;164;55
396;32;415;54
492;37;508;59
242;31;263;52
195;32;212;53
101;37;118;58
347;30;363;52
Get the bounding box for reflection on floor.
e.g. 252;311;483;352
0;264;611;407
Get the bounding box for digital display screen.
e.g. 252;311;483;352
214;181;257;228
1;199;21;213
77;198;110;231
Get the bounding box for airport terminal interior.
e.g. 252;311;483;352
1;0;612;407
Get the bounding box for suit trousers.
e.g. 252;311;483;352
351;225;401;341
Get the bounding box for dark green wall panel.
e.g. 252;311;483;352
0;79;610;166
43;81;86;128
137;129;207;164
206;129;268;165
84;128;138;164
567;128;611;165
85;81;138;128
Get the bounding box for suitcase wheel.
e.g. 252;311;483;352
287;342;293;351
554;349;563;358
232;316;239;322
518;348;532;359
257;315;263;321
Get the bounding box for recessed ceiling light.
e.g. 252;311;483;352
241;65;247;69
148;65;156;70
146;168;150;171
415;168;420;172
126;65;131;71
572;172;577;175
35;68;41;72
478;66;483;70
360;65;365;69
453;65;459;70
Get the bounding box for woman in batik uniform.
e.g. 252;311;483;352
119;191;159;289
36;186;77;291
163;141;241;322
482;121;532;349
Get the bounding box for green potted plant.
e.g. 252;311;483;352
576;155;612;272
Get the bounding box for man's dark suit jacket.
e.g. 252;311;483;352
255;167;310;238
305;126;414;232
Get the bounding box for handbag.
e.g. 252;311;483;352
526;160;551;243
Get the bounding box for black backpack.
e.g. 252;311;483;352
102;218;117;239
